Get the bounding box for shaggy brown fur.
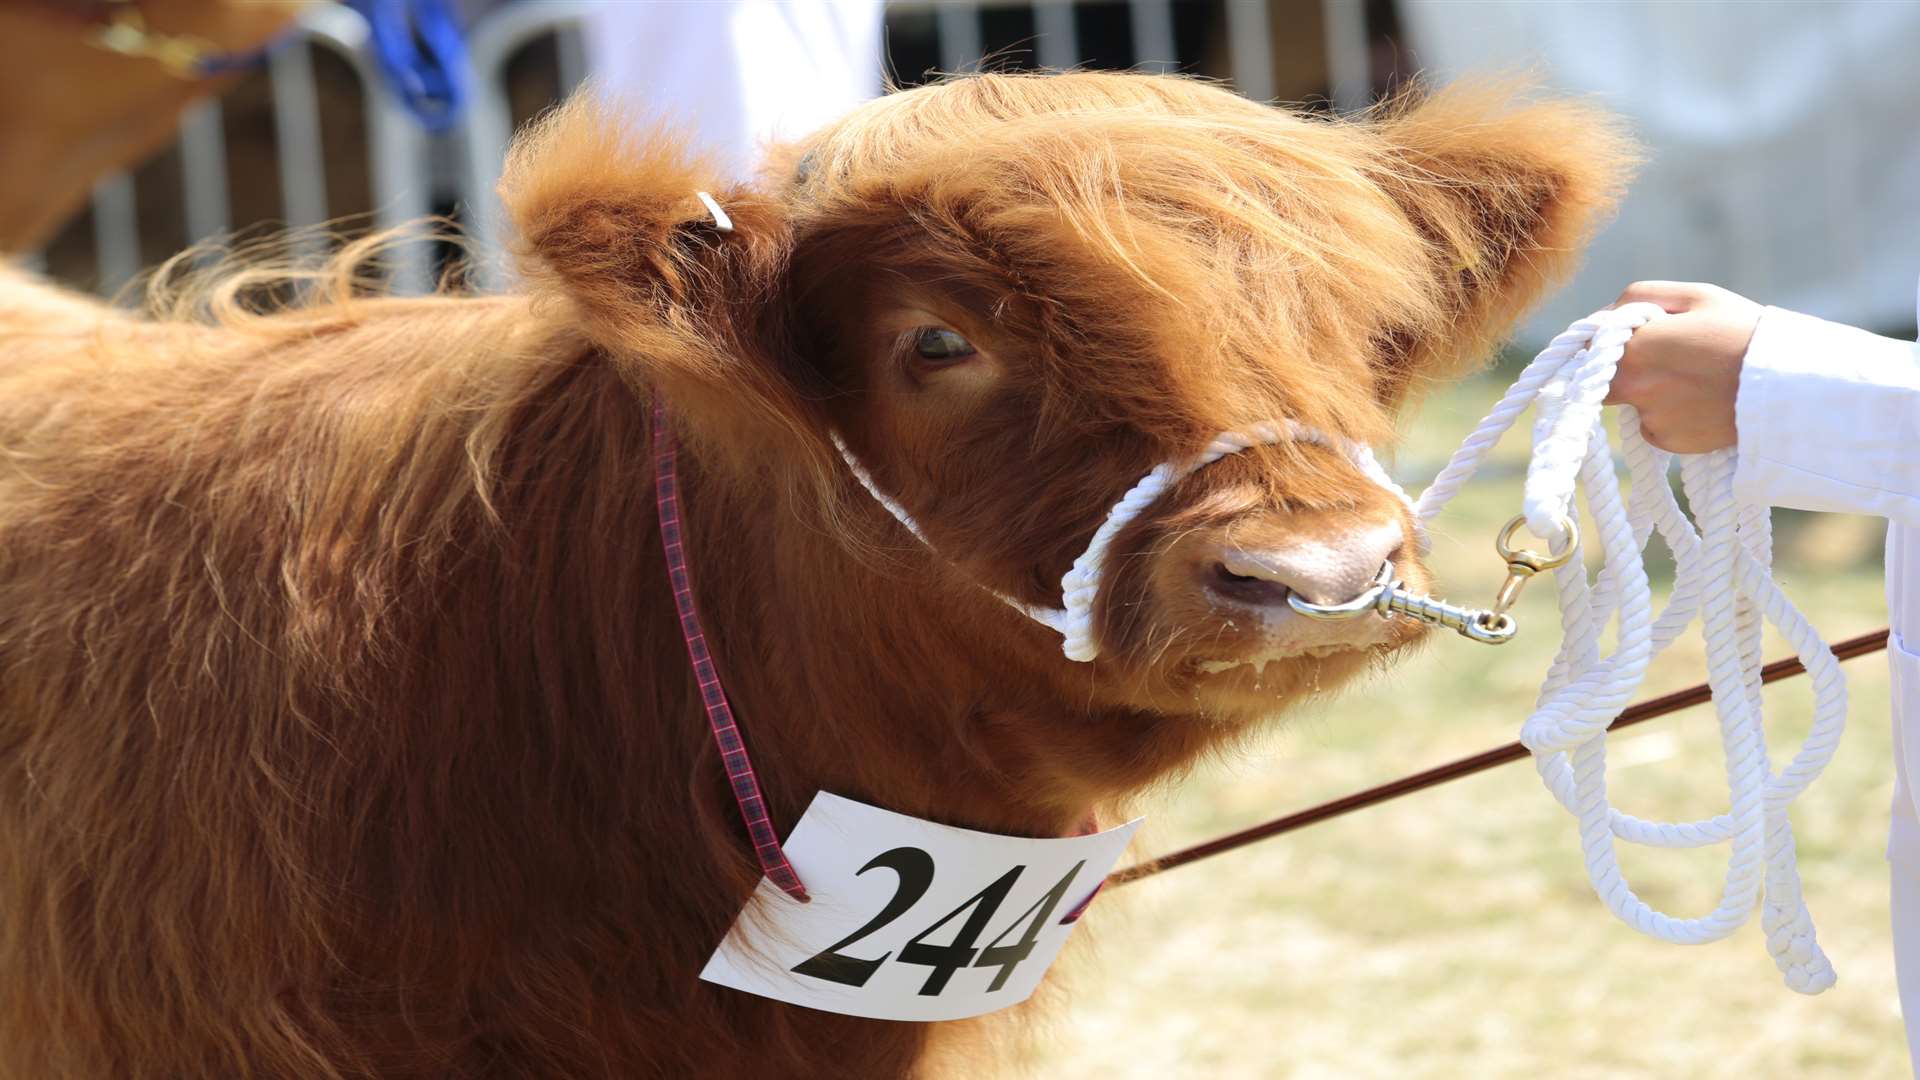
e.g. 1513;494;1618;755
0;73;1630;1077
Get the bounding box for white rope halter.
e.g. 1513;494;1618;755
1414;302;1845;994
834;421;1418;661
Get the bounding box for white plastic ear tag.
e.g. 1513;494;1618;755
700;792;1142;1021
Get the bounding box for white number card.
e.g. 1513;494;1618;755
700;792;1142;1021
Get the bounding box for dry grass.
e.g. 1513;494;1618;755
1020;369;1907;1078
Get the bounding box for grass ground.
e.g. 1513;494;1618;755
1020;368;1907;1078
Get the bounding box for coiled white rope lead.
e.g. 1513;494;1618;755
1414;302;1845;994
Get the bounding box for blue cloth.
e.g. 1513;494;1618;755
349;0;469;132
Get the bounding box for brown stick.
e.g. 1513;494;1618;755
1105;627;1892;887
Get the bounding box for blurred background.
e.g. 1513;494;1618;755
7;0;1914;1075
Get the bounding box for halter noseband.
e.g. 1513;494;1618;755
835;422;1420;662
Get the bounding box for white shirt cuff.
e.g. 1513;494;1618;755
1732;306;1920;524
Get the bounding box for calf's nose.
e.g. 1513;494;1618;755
1202;518;1404;609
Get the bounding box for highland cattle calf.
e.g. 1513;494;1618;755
0;72;1628;1077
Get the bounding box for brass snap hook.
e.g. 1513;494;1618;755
1490;514;1579;616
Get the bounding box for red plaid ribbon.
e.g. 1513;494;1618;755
651;399;809;903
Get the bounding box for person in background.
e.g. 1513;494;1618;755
585;0;885;180
1606;278;1920;1071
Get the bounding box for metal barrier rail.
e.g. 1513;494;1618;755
83;1;447;294
68;0;1371;296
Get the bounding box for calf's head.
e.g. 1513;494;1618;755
503;73;1629;724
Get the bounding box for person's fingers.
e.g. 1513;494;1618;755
1602;361;1652;406
1611;280;1711;313
1636;418;1672;452
1604;317;1681;404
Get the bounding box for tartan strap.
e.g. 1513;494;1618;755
651;399;809;903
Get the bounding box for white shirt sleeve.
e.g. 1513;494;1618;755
1732;305;1920;524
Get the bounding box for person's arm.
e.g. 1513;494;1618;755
1608;280;1920;525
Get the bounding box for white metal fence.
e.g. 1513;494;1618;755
55;0;1373;296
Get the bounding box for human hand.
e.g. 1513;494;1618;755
1604;281;1763;453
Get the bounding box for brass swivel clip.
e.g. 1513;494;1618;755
1283;514;1579;646
1287;560;1515;644
1482;513;1580;636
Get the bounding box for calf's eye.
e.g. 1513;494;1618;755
912;327;977;363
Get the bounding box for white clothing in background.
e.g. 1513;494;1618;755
1732;289;1920;1070
585;0;885;179
1401;0;1920;341
1895;863;1920;1069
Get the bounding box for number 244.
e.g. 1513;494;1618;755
791;848;1087;997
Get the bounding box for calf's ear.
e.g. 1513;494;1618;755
1368;81;1637;393
499;94;816;453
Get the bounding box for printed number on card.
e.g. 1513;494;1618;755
700;793;1142;1021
